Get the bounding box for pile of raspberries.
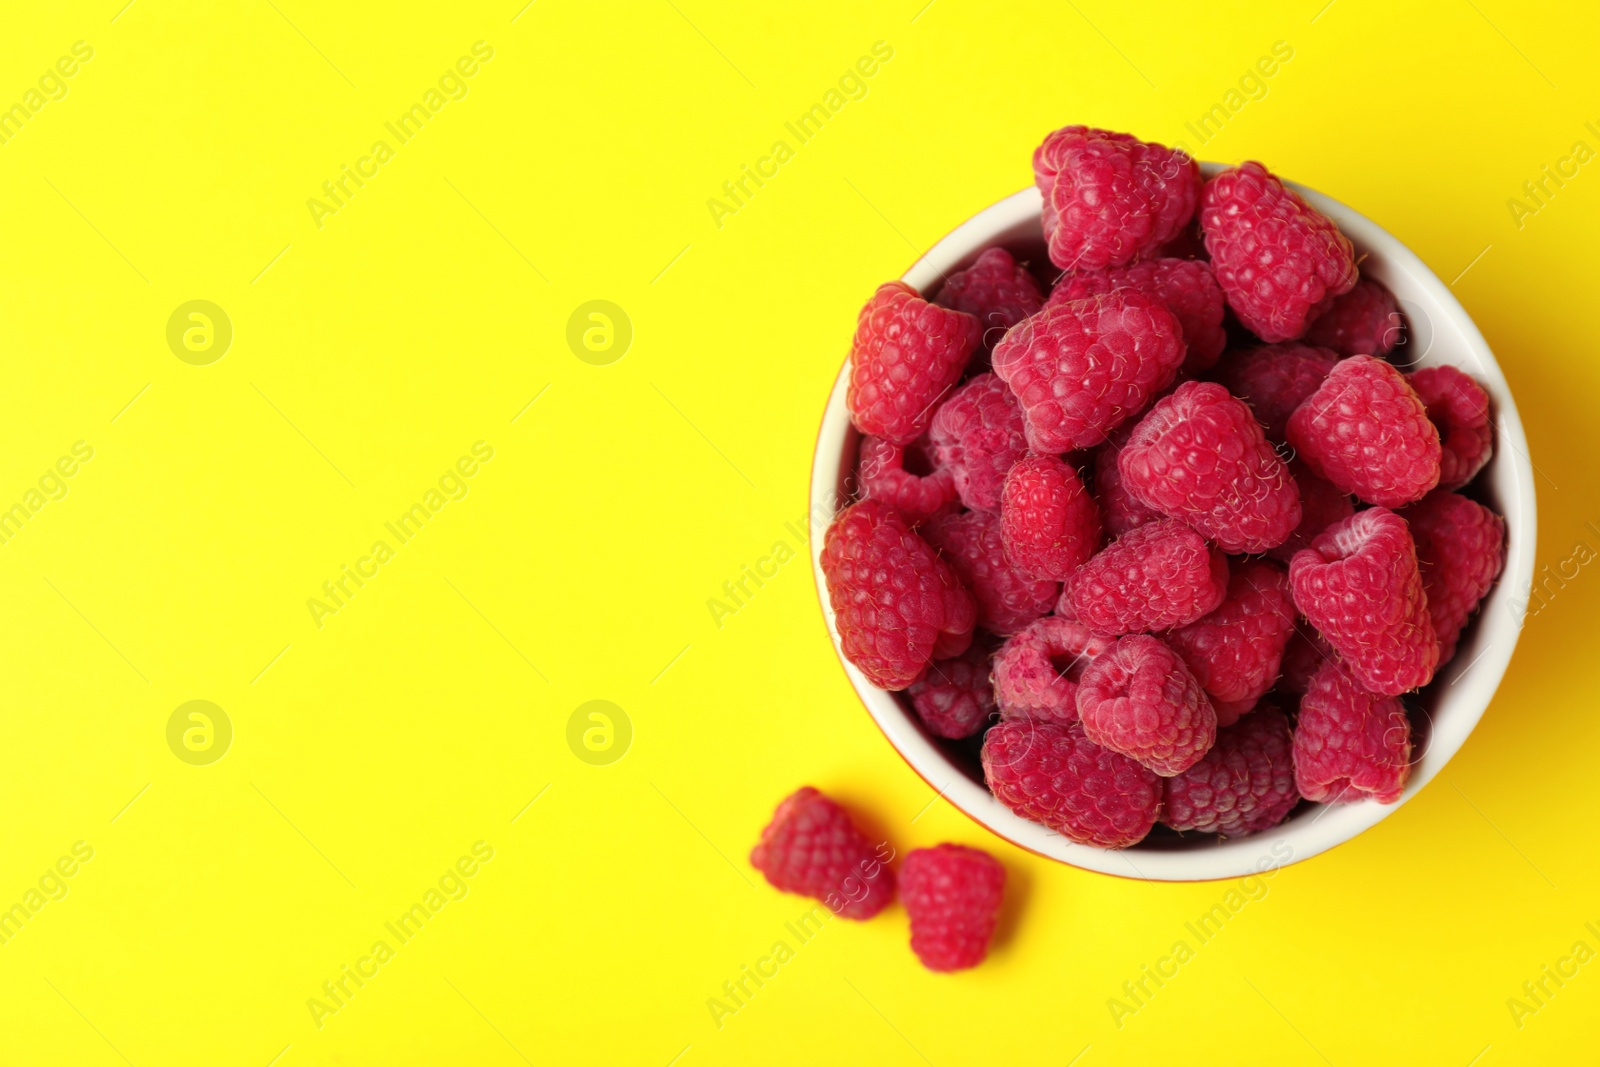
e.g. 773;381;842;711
821;126;1507;852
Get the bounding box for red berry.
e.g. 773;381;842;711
1163;705;1298;836
1278;625;1336;697
1286;355;1442;508
1063;518;1229;634
848;281;981;445
1213;343;1339;444
1293;660;1412;804
1200;161;1358;342
992;290;1185;452
929;372;1030;512
1051;257;1227;374
900;844;1006;972
857;435;956;524
1166;559;1297;720
981;719;1161;848
906;638;998;740
1409;365;1493;491
1289;507;1438;696
1402;490;1507;662
750;787;895;919
992;615;1113;724
821;500;976;690
1304;277;1404;357
934;247;1045;354
1076;634;1217;777
1268;459;1355;564
924;510;1058;636
1093;425;1163;536
1000;454;1102;581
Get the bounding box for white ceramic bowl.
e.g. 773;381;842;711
810;168;1537;882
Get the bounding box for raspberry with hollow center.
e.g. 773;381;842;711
1163;704;1298;836
1166;559;1297;724
1213;343;1339;445
750;787;895;919
1075;634;1217;777
1050;257;1227;374
925;510;1058;636
1305;277;1404;357
906;637;998;740
857;435;956;524
929;372;1030;512
1409;365;1493;492
1293;659;1412;804
934;246;1045;355
992;615;1113;724
1062;518;1229;634
1402;490;1507;662
847;281;981;445
1000;454;1102;581
981;719;1162;848
900;844;1006;972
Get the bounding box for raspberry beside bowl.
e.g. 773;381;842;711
808;169;1537;882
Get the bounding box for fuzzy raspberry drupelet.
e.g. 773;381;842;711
992;290;1186;453
1304;277;1404;358
821;500;976;690
1075;634;1217;777
1094;426;1163;536
1063;518;1229;634
1118;380;1302;553
1293;659;1412;804
906;638;998;740
1409;365;1494;492
1000;454;1102;581
857;435;956;524
1050;257;1227;374
750;787;895;919
1200;161;1357;343
1268;459;1355;564
1286;355;1442;508
992;615;1113;724
1212;342;1339;444
1162;704;1298;836
847;281;982;445
1403;490;1507;662
900;844;1006;972
925;510;1058;636
1033;126;1200;272
1289;507;1438;696
1166;559;1297;724
981;719;1162;848
929;372;1030;512
934;247;1046;355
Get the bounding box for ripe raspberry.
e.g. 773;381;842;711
1167;559;1296;721
1051;257;1227;374
1289;507;1438;696
1033;126;1199;271
981;719;1161;848
1075;634;1217;776
1304;277;1404;357
906;638;998;740
992;290;1185;452
1268;459;1355;564
821;500;976;690
900;844;1006;972
925;510;1057;636
848;281;981;445
1286;355;1442;507
1409;365;1493;491
1213;343;1339;444
1162;705;1298;836
857;435;956;524
1094;426;1163;536
992;615;1113;724
1278;625;1336;696
1118;380;1302;553
1000;454;1102;581
1063;519;1228;634
1293;659;1411;804
750;787;895;919
1200;161;1358;342
1403;490;1507;662
929;373;1029;512
934;247;1045;354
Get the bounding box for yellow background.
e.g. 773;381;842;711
0;0;1594;1062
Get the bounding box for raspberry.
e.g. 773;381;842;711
1118;380;1302;553
1409;365;1493;491
992;290;1185;452
1289;507;1438;696
906;638;998;739
934;247;1045;354
981;719;1161;848
1402;491;1507;662
925;510;1057;636
1075;634;1217;776
821;500;976;690
1286;355;1442;507
1268;459;1355;564
1304;277;1404;357
1162;705;1298;835
999;454;1102;581
1093;426;1163;536
857;435;956;524
1063;518;1228;634
1293;659;1412;804
1200;161;1358;342
1278;625;1335;696
992;615;1113;724
847;281;982;445
1051;258;1227;374
1033;126;1199;271
1166;559;1296;722
929;373;1029;512
1213;343;1339;444
900;844;1006;972
750;787;895;919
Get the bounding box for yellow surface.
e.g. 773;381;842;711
0;0;1594;1063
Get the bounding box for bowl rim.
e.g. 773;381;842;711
807;169;1538;882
